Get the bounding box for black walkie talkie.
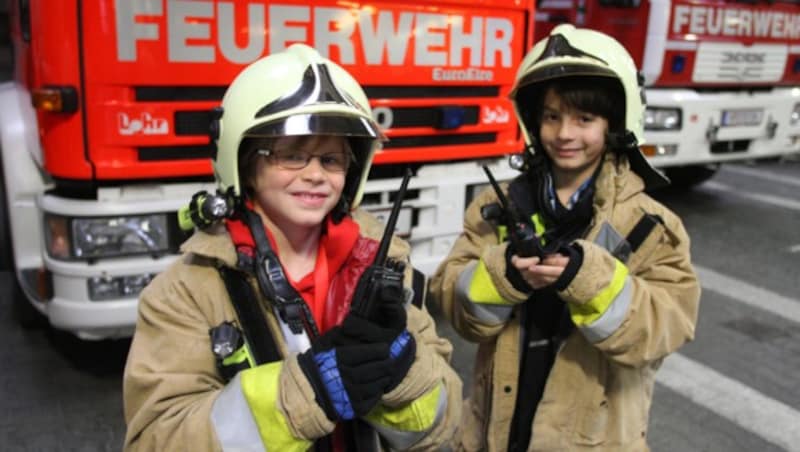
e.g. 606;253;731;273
480;165;545;259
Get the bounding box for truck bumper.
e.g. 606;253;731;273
40;254;180;340
645;87;800;168
32;182;212;340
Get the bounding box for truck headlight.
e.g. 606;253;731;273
791;103;800;125
45;213;171;260
644;107;682;130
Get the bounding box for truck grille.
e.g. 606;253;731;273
710;140;750;154
173;106;481;136
138;145;215;161
135;85;503;160
383;133;496;149
135;85;500;102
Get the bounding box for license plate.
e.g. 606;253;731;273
369;207;412;237
721;109;763;127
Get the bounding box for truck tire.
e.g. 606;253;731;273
664;164;719;190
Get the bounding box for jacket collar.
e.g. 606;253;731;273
593;152;645;210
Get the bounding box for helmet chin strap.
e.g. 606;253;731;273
606;130;639;151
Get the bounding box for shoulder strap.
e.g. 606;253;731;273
410;268;427;309
626;212;663;253
242;208;321;338
217;266;282;364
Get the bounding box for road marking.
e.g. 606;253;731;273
723;165;800;188
696;265;800;325
789;244;800;253
658;353;800;451
703;181;800;211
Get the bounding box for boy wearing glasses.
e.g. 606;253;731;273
122;44;462;452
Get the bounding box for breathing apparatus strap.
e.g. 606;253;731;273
217;266;282;365
242;208;321;338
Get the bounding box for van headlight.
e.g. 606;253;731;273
45;213;171;260
644;107;682;130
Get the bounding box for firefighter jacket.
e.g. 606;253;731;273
123;209;462;452
429;154;700;452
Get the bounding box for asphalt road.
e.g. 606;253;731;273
1;159;799;451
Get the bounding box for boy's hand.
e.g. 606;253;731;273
511;253;570;290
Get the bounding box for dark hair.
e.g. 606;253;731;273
517;75;626;144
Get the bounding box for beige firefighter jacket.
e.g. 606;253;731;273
430;155;700;452
123;209;462;451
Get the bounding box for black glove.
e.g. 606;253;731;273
336;307;416;394
298;333;393;422
505;243;533;293
550;242;584;291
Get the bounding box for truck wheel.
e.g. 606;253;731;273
664;164;719;190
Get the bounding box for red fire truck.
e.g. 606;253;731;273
536;0;800;186
0;0;534;339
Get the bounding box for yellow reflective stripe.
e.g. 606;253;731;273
222;343;255;367
468;259;506;305
498;225;508;242
531;213;547;240
498;215;546;242
569;260;629;326
365;383;443;432
240;363;312;452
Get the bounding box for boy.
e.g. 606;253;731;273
430;25;700;451
123;44;461;451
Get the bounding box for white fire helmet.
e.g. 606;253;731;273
212;43;386;209
510;24;669;189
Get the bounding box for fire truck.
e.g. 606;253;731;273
536;0;800;187
0;0;534;339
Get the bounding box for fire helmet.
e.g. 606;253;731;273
510;24;669;189
212;43;386;209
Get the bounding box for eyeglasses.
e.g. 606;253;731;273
257;149;350;173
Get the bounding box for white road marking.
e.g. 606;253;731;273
703;181;800;211
723;165;800;189
656;265;800;449
695;265;800;325
789;244;800;253
657;353;800;451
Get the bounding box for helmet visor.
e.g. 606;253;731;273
243;112;387;142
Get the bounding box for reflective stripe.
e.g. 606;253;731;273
457;262;513;325
498;224;508;242
222;343;255;367
579;277;633;343
366;382;447;450
211;373;267;452
498;214;546;242
531;213;547;241
467;259;506;305
569;260;628;326
240;362;312;452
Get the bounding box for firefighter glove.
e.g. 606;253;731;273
298;331;393;421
